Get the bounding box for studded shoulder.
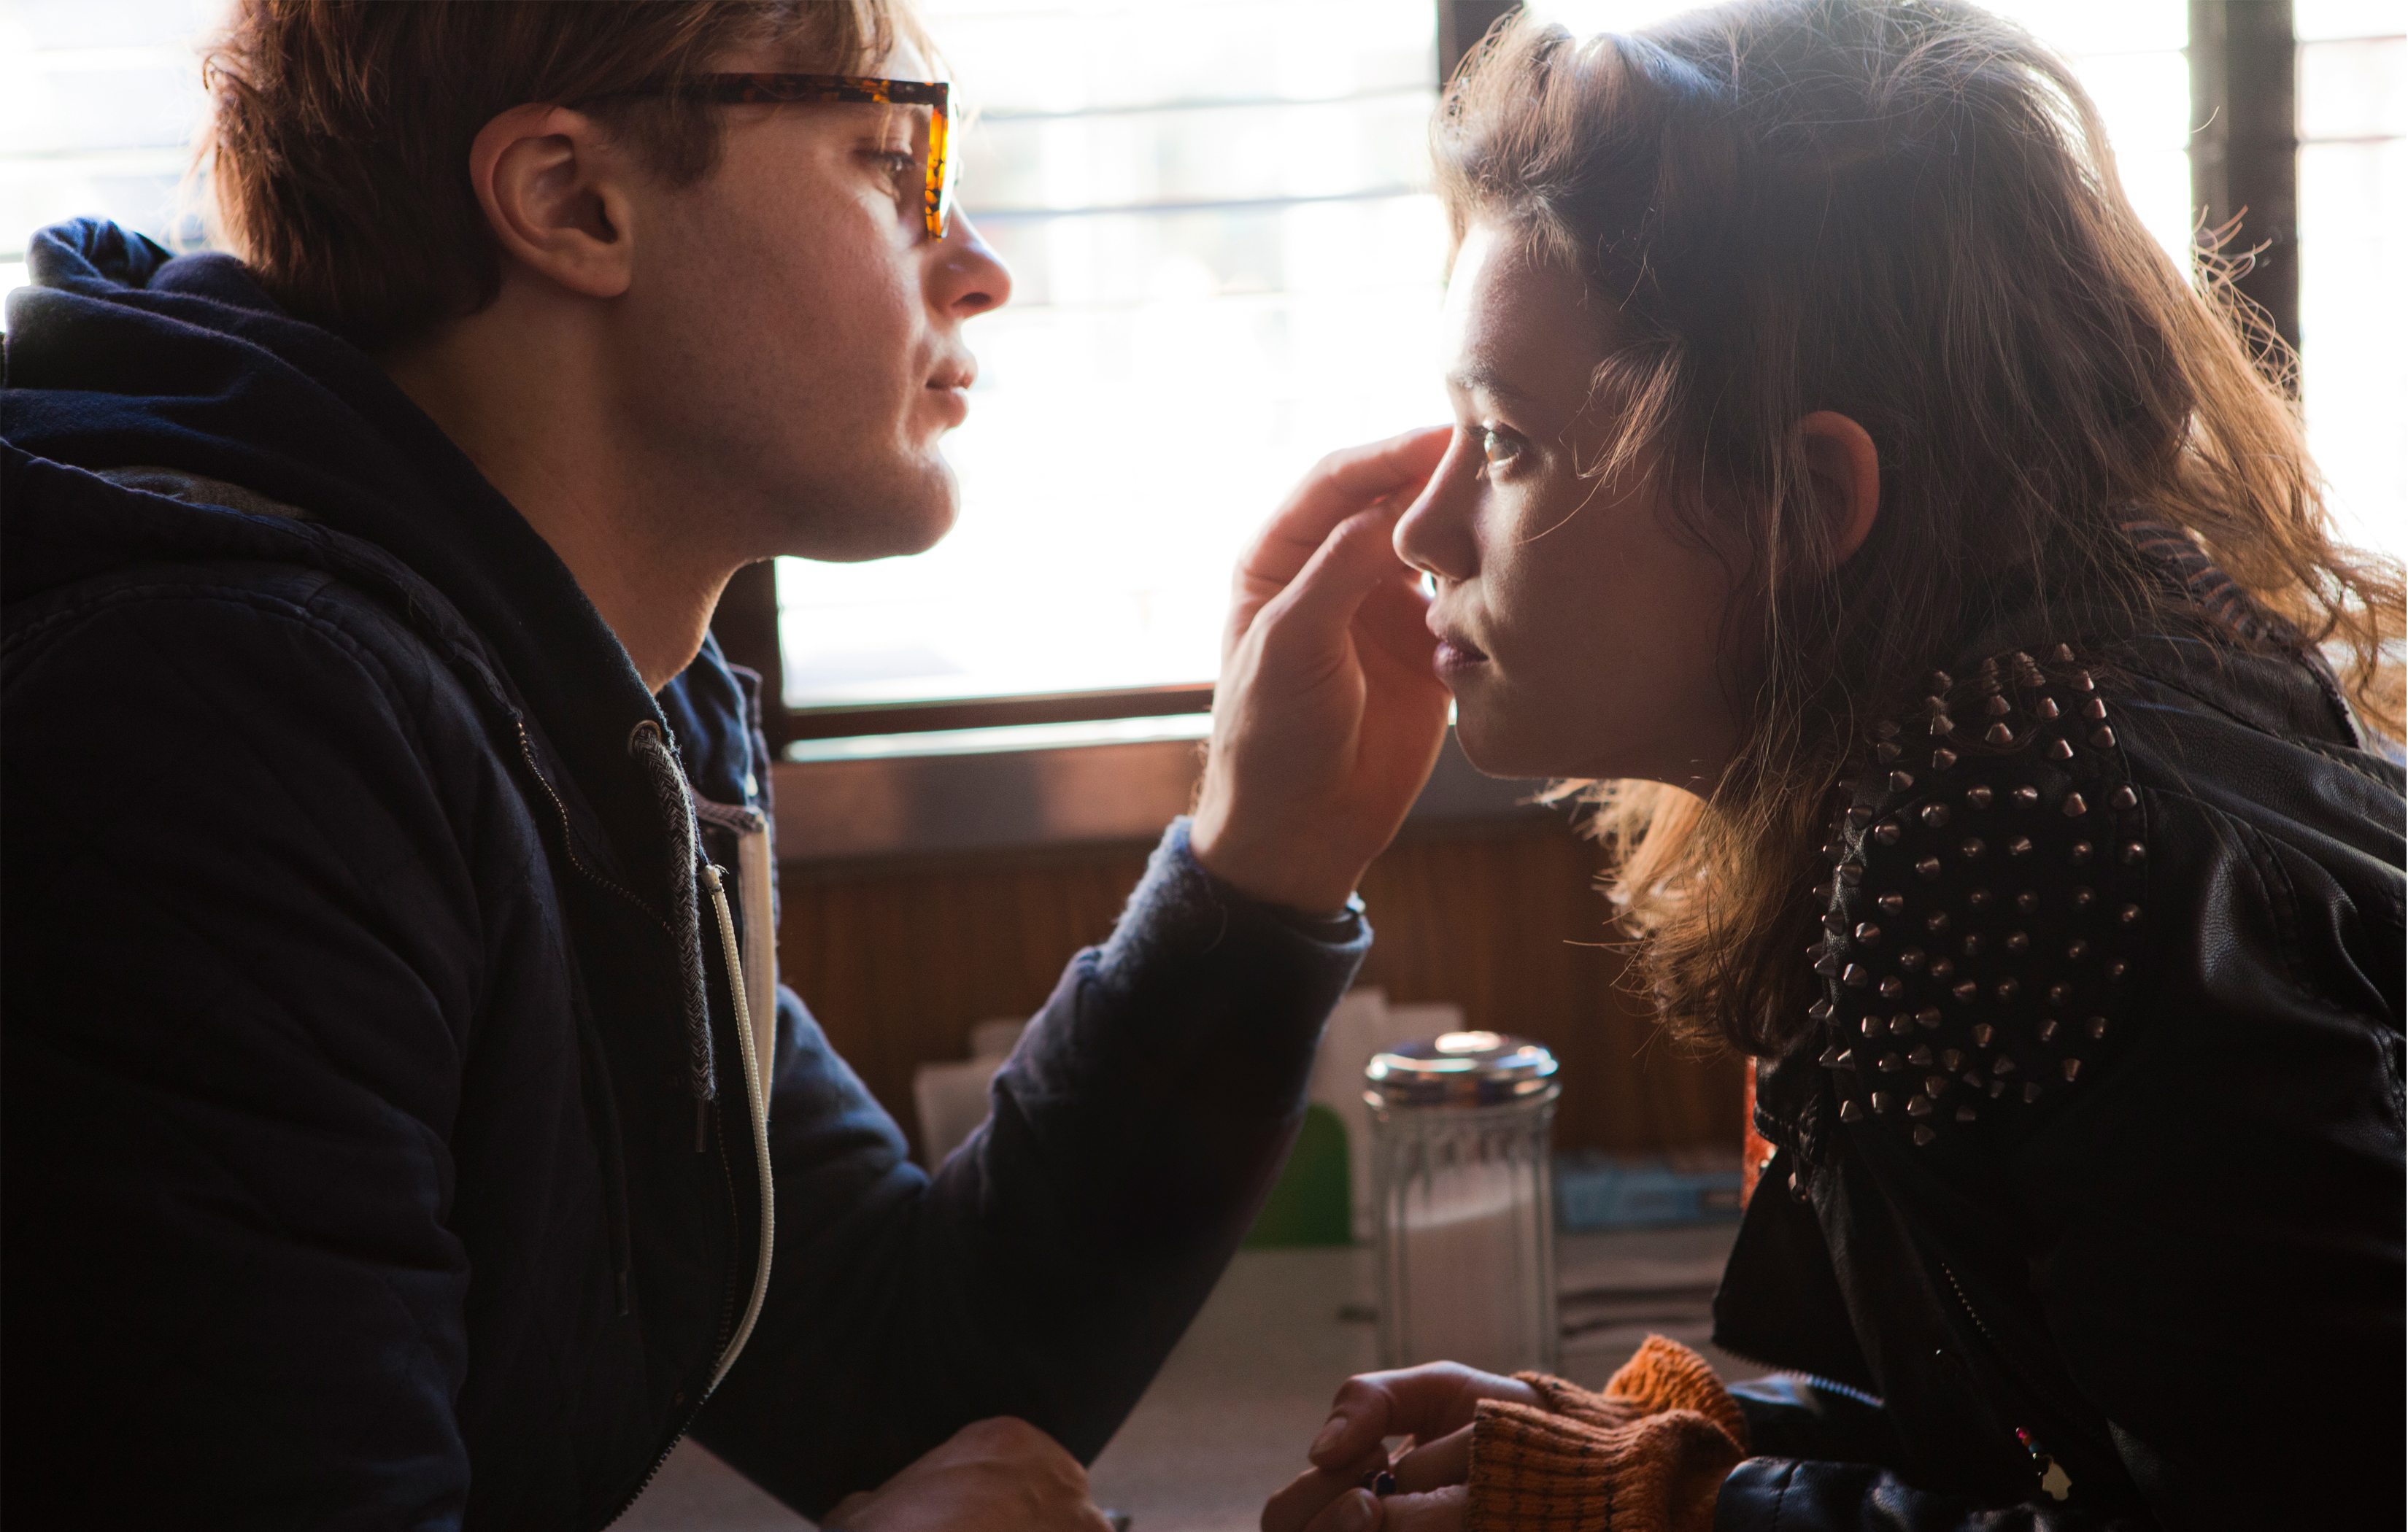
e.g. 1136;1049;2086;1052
1806;646;2149;1150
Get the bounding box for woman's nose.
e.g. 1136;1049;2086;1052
1394;429;1480;583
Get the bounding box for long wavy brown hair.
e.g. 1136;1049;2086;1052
1431;0;2403;1058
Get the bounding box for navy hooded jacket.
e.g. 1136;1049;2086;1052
0;219;1368;1528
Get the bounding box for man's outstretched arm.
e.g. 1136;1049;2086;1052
692;429;1456;1514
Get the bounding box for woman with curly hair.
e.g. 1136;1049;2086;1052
1262;2;2403;1528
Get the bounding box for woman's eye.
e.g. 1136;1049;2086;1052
1478;427;1524;470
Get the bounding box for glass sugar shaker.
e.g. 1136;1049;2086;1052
1365;1030;1561;1376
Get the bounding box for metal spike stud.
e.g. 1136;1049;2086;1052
1813;951;1840;976
2118;904;2142;926
1890;1013;1917;1036
2052;643;2077;662
1932;748;1959;772
2087;1015;2108;1040
1985;723;2015;746
2061;1058;2083;1083
1907;1095;1933;1117
1916;857;1943;881
1917;1007;1943;1029
2072;886;2095;909
2006;932;2030;955
2016;891;2040;913
1985;694;2011;716
2106;960;2129;981
2065;939;2088;961
1956;1104;1979;1122
2023;1081;2045;1103
1926;911;1951;933
2047;982;2073;1006
2035;697;2061;720
1991;1054;2018;1075
1855;922;1883;945
1940;1048;1964;1070
1988;1079;2008;1097
1876;741;1901;763
1966;786;1994;809
2090;727;2117;749
1899;948;1926;972
2085;698;2108;721
2071;841;2094;865
1931;715;1956;738
1910;1048;1934;1069
2119;841;2146;865
1890;770;1916;792
1928;670;1953;691
1819;1044;1844;1067
1879;1052;1904;1072
1875;720;1901;740
1960;837;1987;859
1875;821;1902;845
2074;670;2095;692
1931;957;1956;980
2046;738;2075;762
2008;835;2035;857
1922;803;1952;829
1953;980;1979;1004
1963;933;1986;958
1913;1123;1937;1145
1840;862;1864;885
2061;792;2088;818
1878;893;1905;915
1843;963;1871;987
1848;805;1874;829
1808;998;1834;1021
2110;786;2138;810
1872;1091;1896;1114
2037;1018;2058;1043
1862;1015;1884;1037
2012;786;2040;808
1970;1023;1996;1046
1996;977;2021;1002
1840;1099;1865;1123
1921;1070;1946;1094
1967;889;1993;911
1878;976;1905;999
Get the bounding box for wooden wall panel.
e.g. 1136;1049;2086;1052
776;819;1742;1161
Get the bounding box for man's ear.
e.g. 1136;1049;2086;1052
468;104;640;300
1797;410;1880;569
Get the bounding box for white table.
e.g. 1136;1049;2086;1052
620;1224;1756;1532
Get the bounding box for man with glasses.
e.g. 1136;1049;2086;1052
0;1;1450;1526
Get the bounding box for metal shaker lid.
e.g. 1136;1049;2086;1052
1364;1030;1560;1108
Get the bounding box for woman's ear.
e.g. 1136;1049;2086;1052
468;104;639;301
1797;411;1880;569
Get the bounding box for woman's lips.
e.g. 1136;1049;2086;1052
1433;636;1490;675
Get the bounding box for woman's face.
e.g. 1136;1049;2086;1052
1395;223;1748;788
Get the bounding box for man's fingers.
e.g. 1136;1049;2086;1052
1240;426;1451;590
1263;1450;1389;1532
1389;1424;1473;1493
1256;503;1419;646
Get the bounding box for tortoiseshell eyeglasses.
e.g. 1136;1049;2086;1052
624;74;956;239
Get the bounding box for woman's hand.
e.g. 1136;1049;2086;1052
1191;426;1454;914
1260;1362;1541;1532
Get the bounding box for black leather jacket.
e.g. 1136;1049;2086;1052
1710;592;2405;1529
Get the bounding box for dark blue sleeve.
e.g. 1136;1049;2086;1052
1;573;481;1528
1716;1459;2154;1531
692;820;1368;1514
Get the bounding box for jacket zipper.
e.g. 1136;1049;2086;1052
510;720;746;1527
1937;1261;2082;1501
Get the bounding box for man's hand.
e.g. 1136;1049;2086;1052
822;1417;1114;1532
1191;426;1454;913
1260;1362;1540;1532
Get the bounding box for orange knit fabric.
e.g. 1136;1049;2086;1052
1464;1336;1749;1532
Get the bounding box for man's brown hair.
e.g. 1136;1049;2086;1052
202;0;924;351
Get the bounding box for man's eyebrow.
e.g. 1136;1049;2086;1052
1444;363;1535;404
